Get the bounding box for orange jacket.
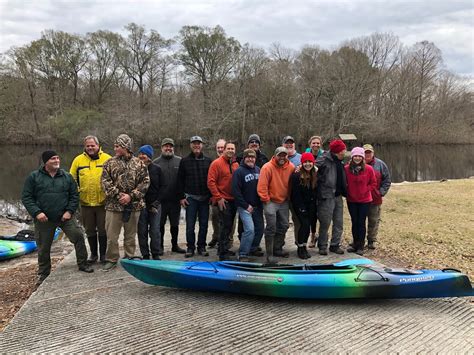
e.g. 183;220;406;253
207;155;239;203
257;157;295;203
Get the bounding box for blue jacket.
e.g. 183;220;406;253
232;162;261;210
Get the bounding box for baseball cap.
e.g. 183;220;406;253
274;147;288;156
190;136;203;143
161;138;174;146
282;136;295;144
363;144;374;152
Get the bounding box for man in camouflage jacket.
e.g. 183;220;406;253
101;134;150;271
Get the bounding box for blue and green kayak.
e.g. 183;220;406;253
121;258;473;299
0;228;62;261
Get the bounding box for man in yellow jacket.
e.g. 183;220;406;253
70;135;111;263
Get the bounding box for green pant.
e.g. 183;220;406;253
34;219;88;277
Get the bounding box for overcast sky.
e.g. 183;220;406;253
0;0;472;77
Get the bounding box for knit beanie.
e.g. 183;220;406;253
300;152;315;164
115;134;133;152
329;139;346;154
247;134;261;145
138;145;154;160
42;150;58;163
351;147;365;158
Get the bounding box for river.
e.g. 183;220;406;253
1;143;473;209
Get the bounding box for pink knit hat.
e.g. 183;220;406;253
351;147;365;158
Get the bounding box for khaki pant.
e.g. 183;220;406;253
105;210;140;262
367;204;381;243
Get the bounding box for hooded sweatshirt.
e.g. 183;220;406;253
232;161;261;210
257;157;295;204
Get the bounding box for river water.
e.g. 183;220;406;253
1;143;473;210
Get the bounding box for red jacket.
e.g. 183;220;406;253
207;155;239;204
344;164;377;203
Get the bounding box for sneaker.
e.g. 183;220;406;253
185;249;195;258
197;247;209;256
102;262;117;271
319;249;328;256
329;246;344;254
249;250;264;257
367;242;376;250
87;255;98;264
274;249;290;258
79;265;94;273
171;245;186;254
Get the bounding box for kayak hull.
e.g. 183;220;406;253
121;259;474;299
0;228;62;261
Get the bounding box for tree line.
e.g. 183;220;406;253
0;23;472;146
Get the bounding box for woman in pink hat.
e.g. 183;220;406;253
344;147;377;255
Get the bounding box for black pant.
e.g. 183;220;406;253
295;206;317;245
347;202;370;249
218;200;237;256
160;200;181;248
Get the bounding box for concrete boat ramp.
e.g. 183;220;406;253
1;238;472;353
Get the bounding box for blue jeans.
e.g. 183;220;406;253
238;206;264;257
185;196;209;250
137;205;162;258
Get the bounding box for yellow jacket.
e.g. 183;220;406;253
70;149;112;206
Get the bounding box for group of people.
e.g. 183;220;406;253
21;132;391;283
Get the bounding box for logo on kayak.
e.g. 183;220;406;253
399;276;434;283
236;274;282;282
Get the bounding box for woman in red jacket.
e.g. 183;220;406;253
344;147;377;255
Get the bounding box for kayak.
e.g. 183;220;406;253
120;258;474;299
0;228;62;261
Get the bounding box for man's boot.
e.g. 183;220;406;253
265;236;277;265
297;245;305;259
171;234;185;253
87;235;98;263
98;234;107;263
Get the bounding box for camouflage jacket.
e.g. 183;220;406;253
101;155;150;212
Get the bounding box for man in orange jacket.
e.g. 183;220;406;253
207;141;240;260
257;147;295;263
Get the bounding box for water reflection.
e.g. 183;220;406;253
1;144;473;205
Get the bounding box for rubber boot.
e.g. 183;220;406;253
265;236;277;265
98;234;107;263
87;235;98;263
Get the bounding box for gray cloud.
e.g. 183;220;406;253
0;0;472;76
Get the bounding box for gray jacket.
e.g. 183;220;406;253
154;155;182;202
316;152;347;199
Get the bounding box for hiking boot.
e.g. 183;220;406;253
171;245;186;254
102;262;117;271
274;249;290;258
87;254;98;264
208;239;218;248
303;246;311;259
367;242;376;250
329;246;344;254
356;249;364;256
79;265;94;273
347;246;357;253
184;249;195;258
319;249;328;256
197;247;209;256
249;249;264;257
297;246;306;259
